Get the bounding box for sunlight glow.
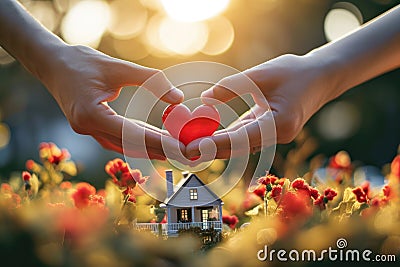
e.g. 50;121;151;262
201;16;234;55
161;0;230;22
324;2;362;41
61;0;111;48
145;15;174;57
317;101;361;140
112;38;149;61
159;17;208;55
26;1;58;32
108;0;147;40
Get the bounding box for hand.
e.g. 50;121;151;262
186;54;333;159
41;44;185;160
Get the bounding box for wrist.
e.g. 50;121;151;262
304;48;348;104
29;38;69;88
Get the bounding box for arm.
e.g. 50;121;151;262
309;4;400;102
0;0;185;160
186;4;400;159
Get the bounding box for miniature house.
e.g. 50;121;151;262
136;170;223;236
160;170;223;235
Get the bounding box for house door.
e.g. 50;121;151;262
177;208;192;223
201;209;209;223
201;208;212;229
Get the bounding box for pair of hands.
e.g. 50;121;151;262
44;45;329;162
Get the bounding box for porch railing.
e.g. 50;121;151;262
136;221;222;235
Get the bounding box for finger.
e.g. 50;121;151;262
93;135;123;154
89;103;183;159
215;119;253;134
186;112;275;159
220;105;264;133
93;133;167;160
132;118;170;136
115;61;183;104
201;72;268;108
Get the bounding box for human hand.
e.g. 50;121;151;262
41;44;184;160
186;54;334;159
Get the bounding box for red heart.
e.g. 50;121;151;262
162;104;220;146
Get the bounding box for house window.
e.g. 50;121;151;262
181;209;188;221
177;209;191;223
201;209;209;223
189;189;198;200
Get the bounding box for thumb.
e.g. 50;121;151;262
201;72;268;108
117;61;184;104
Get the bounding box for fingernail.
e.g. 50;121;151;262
166;88;184;103
201;90;220;105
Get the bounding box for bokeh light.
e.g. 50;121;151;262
324;2;363;41
201;16;234;55
25;1;59;32
61;0;111;48
317;101;361;140
145;14;174;57
139;0;164;11
112;38;149;61
161;0;230;22
108;0;147;40
0;123;11;149
159;17;208;55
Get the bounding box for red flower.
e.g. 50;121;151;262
280;190;312;221
309;187;320;200
383;185;391;199
22;171;31;181
122;188;136;203
25;159;35;170
291;178;309;191
130;169;147;184
291;178;317;200
258;174;278;186
361;181;371;198
324;188;337;201
97;189;106;198
222;215;239;229
391;155;400;178
314;195;326;210
271;185;283;202
105;159;146;189
60;181;72;190
89;194;106;207
72;182;96;209
329;151;352;170
105;158;129;179
1;183;13;193
253;185;266;199
39;142;70;165
352;187;368;203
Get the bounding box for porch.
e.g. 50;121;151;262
135;221;223;236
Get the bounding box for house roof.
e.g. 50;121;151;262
163;173;222;206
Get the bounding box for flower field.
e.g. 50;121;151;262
1;142;399;267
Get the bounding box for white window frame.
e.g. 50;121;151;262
189;188;198;200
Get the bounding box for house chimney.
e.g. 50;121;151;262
166;170;174;198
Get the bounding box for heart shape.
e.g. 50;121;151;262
162;104;220;146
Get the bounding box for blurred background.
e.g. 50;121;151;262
0;0;399;186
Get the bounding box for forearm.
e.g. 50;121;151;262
0;0;67;82
308;4;400;101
